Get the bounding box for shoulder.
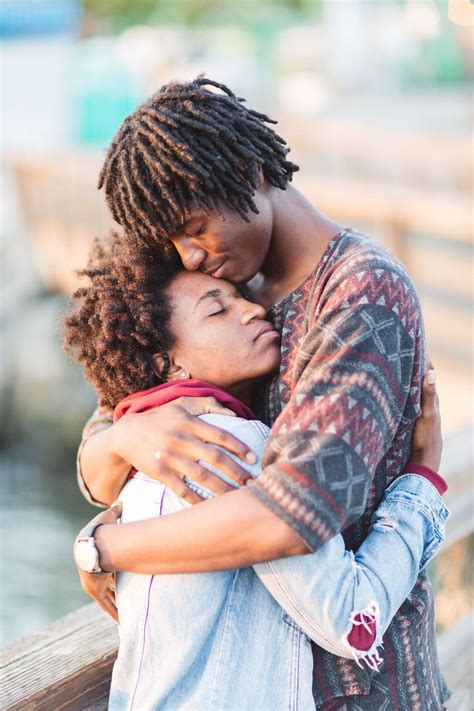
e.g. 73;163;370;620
199;414;269;441
199;414;269;466
198;415;269;476
82;406;114;440
313;230;422;328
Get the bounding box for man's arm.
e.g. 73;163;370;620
91;366;440;578
248;251;425;553
95;486;308;573
254;471;448;661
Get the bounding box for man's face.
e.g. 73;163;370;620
167;192;273;286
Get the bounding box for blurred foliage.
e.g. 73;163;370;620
82;0;322;31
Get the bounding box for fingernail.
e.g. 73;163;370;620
427;370;435;386
246;451;257;464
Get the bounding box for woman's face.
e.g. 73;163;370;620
164;271;280;396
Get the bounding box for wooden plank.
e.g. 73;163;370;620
294;174;473;243
421;296;473;363
283;119;473;190
0;604;118;710
438;609;474;710
406;237;473;303
442;426;474;549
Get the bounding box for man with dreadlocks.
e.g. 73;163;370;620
77;77;449;709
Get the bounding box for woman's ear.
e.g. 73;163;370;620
168;367;190;381
152;352;190;381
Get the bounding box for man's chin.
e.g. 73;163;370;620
239;269;262;287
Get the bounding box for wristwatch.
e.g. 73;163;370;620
74;522;106;573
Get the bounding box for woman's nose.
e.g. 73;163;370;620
175;243;206;272
241;300;267;324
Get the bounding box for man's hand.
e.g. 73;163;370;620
75;503;122;623
410;363;442;471
112;397;257;504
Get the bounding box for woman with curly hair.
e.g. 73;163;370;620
65;230;447;711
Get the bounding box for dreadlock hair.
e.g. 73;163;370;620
61;229;182;410
98;75;299;248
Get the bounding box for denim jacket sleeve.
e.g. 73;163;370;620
253;473;449;662
197;415;449;664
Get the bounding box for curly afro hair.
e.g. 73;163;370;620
62;230;182;410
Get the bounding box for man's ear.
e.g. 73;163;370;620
152;352;190;381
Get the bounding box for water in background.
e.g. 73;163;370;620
0;444;95;645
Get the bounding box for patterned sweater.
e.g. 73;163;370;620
77;228;449;710
248;229;449;710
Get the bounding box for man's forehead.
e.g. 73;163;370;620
182;208;208;225
181;201;209;221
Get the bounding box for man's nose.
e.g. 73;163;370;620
175;242;206;272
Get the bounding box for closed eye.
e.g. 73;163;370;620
208;308;226;317
190;223;207;238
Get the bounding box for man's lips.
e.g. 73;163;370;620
253;322;280;341
204;260;226;277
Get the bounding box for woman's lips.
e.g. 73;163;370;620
254;324;280;341
256;330;280;340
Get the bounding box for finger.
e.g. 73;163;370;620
109;500;123;517
189;442;253;486
177;396;236;418
156;469;206;504
421;370;436;413
105;589;117;607
167;455;237;495
189;419;257;465
97;596;119;623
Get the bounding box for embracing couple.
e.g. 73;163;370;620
67;77;450;710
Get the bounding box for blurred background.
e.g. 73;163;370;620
0;0;472;701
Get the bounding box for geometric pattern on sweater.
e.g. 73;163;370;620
250;228;449;710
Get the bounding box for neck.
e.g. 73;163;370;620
254;185;343;307
226;378;262;409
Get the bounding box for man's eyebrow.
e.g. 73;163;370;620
194;289;222;311
181;213;206;232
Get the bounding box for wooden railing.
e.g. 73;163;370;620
2;427;472;711
1;604;118;710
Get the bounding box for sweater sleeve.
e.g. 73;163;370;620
248;253;424;552
76;406;114;507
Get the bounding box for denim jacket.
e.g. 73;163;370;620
109;415;448;711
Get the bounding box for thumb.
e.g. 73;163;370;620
421;369;437;413
109;500;123;517
193;397;236;417
425;369;436;390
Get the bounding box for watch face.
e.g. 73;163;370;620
74;539;99;573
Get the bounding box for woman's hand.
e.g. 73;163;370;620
409;364;442;471
75;503;122;623
112;397;257;504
